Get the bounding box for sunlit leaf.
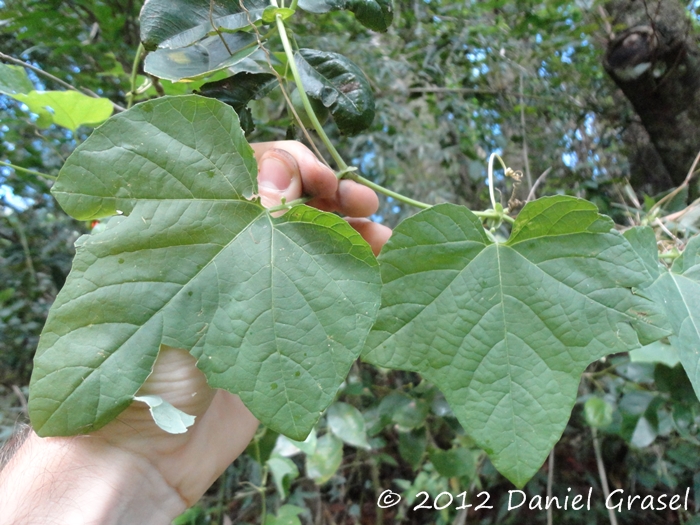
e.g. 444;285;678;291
11;91;113;130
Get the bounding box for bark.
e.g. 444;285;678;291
604;0;700;189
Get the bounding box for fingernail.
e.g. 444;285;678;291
258;157;292;192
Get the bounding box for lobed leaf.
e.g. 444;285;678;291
363;198;670;486
29;95;381;440
294;49;375;135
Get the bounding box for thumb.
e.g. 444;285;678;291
257;149;303;208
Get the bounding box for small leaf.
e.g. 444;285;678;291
267;457;299;498
140;0;267;50
11;91;113;130
144;32;260;82
264;505;305;525
630;416;657;448
295;49;374;135
28;96;381;440
262;6;295;24
0;63;34;95
272;431;318;457
133;394;195;433
363;197;670;487
298;0;393;32
327;401;371;449
398;428;426;469
306;433;343;484
428;448;475;479
584;397;613;428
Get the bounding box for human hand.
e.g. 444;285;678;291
0;142;391;524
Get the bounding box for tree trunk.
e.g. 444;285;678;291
604;0;700;189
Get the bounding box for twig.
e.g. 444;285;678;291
526;167;552;202
0;160;56;181
591;427;619;525
0;52;126;112
10;386;28;416
650;149;700;214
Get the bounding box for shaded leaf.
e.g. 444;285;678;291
264;505;305;525
140;0;267;50
197;72;277;133
428;447;475;479
298;0;394;32
327;401;371;449
133;394;196;433
306;433;343;484
584;397;613;428
629;340;680;368
363;197;670;487
295;49;374;135
144;32;260;82
28;96;381;440
398;428;426;470
12;91;113;130
267;457;299;498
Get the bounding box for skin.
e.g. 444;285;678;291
0;141;391;525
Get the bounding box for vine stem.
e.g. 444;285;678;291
0;160;57;181
344;172;431;209
275;11;348;172
127;43;145;109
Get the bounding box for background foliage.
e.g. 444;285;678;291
3;0;700;523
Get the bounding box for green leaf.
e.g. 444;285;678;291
327;401;371;449
140;0;267;50
0;63;34;95
294;49;375;135
267;456;299;498
298;0;394;32
428;447;475;479
197;72;277;134
272;430;318;456
28;95;381;440
144;32;260;82
646;235;700;403
398;428;426;470
133;394;196;433
305;433;343;484
262;6;295;24
629;340;680;368
11;91;113;131
584;397;613;428
363;197;670;487
264;505;305;525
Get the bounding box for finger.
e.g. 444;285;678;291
308;180;380;217
345;218;392;255
256;148;303;208
252;141;337;202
